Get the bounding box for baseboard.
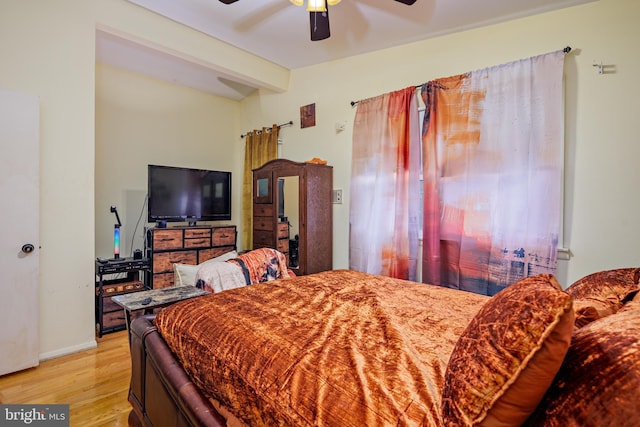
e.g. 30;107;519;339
39;339;98;362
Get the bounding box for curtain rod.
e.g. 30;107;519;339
349;46;572;107
240;120;293;138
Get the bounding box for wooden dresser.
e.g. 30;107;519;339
145;225;237;288
253;159;332;276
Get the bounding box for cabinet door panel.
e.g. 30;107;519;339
254;170;273;204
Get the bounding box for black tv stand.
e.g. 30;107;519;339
95;256;150;337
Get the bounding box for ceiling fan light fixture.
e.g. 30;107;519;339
307;0;327;12
290;0;304;5
326;0;341;5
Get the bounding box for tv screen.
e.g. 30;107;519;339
147;164;231;224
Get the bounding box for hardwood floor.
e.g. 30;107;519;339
0;330;132;427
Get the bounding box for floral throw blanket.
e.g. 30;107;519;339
227;247;292;284
195;248;293;294
155;270;489;427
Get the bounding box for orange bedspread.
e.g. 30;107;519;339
154;270;490;426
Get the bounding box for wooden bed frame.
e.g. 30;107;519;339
128;314;226;427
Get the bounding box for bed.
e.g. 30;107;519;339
127;267;640;427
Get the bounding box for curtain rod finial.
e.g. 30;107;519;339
563;46;572;53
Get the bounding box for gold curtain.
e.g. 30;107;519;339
242;125;278;250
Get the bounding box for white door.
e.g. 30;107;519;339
0;89;40;376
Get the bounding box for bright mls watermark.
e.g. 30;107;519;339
0;405;69;426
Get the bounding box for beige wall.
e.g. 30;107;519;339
95;64;242;258
1;0;638;358
0;0;287;359
1;0;98;358
241;0;640;287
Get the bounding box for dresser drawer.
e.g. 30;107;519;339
212;226;237;246
153;272;174;289
185;228;212;239
102;295;125;313
277;222;289;238
153;229;183;250
199;246;236;262
102;310;126;330
253;230;274;247
184;237;211;248
153;250;197;273
277;238;289;253
254;217;274;231
253;204;273;217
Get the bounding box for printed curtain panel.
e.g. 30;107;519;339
421;50;566;295
350;87;421;280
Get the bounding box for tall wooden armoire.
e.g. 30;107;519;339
252;158;332;276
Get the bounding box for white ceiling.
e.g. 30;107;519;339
96;0;594;100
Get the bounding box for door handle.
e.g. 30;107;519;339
21;243;35;254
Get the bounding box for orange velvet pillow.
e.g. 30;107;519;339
524;292;640;427
441;274;574;427
565;267;640;328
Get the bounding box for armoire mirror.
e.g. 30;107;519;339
277;176;299;268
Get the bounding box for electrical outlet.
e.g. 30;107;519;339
332;189;343;204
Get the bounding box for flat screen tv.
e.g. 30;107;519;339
147;164;231;225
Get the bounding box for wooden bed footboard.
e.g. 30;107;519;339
128;315;227;427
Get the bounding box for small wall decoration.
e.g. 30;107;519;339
300;103;316;128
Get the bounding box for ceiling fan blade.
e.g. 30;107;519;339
394;0;417;4
218;0;239;4
310;7;330;41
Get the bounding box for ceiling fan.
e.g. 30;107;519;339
218;0;417;41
